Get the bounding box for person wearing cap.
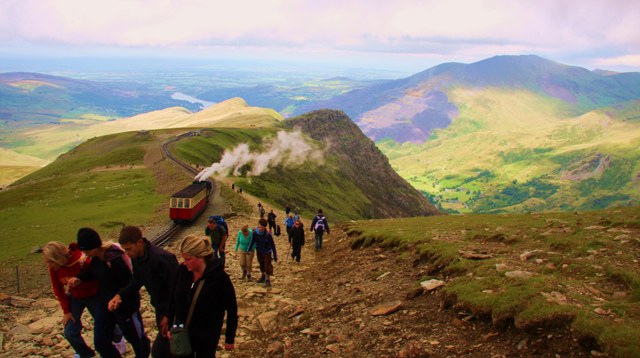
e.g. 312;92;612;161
234;224;255;281
68;227;151;358
168;234;238;356
247;218;278;287
205;217;227;265
108;226;178;358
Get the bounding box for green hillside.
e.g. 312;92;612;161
378;88;640;213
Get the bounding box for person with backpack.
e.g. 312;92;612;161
310;209;330;251
248;218;278;287
205;216;228;266
284;214;295;242
109;226;179;358
289;220;306;263
68;228;151;358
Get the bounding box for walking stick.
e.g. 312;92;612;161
286;240;292;263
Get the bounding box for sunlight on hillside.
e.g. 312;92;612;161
379;88;640;213
7;97;282;163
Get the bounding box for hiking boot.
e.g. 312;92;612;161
241;271;247;280
257;275;265;283
265;279;271;287
246;273;252;281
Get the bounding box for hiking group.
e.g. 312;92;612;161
43;204;330;357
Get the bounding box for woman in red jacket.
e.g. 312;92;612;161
43;241;101;358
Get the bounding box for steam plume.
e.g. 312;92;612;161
194;130;324;181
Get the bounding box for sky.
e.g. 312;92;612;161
1;0;639;74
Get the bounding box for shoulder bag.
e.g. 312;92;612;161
170;280;204;356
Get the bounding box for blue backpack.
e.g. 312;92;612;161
208;215;228;234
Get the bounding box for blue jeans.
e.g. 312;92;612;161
65;295;97;358
93;303;150;358
315;230;324;250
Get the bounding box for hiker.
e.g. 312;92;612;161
310;209;330;251
42;241;126;358
267;209;277;232
169;234;237;356
248;218;278;287
235;224;255;281
293;211;300;222
68;228;150;358
290;220;306;263
231;183;235;190
284;214;295;242
285;205;291;216
109;226;178;358
205;216;228;265
257;203;265;218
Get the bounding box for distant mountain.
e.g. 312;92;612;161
0;72;201;126
293;55;640;143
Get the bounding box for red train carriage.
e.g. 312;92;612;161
169;181;212;224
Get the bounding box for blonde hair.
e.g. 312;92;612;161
180;234;214;258
42;241;69;266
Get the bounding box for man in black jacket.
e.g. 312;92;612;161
109;226;178;358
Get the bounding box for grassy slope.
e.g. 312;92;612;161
345;207;640;357
0;131;169;263
379;88;640;213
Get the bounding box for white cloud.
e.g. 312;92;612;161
0;0;639;71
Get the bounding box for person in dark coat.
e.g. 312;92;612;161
169;234;238;357
68;227;150;358
310;209;330;251
109;226;178;358
289;220;306;263
248;218;278;287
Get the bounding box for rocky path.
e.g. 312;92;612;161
0;183;591;357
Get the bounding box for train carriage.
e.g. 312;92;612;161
169;180;212;224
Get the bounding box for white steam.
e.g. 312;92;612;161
194;130;324;180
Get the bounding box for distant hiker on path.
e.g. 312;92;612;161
290;220;306;263
284;214;295;241
311;209;330;251
267;209;277;232
205;216;228;265
285;205;291;216
248;218;278;287
110;226;178;358
258;203;265;218
235;224;255;281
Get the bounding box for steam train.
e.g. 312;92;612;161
169;180;213;224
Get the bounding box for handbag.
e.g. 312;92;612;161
170;280;204;356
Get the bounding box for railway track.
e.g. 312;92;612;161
152;131;214;247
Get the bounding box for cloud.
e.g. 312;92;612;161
194;129;324;180
1;0;639;71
